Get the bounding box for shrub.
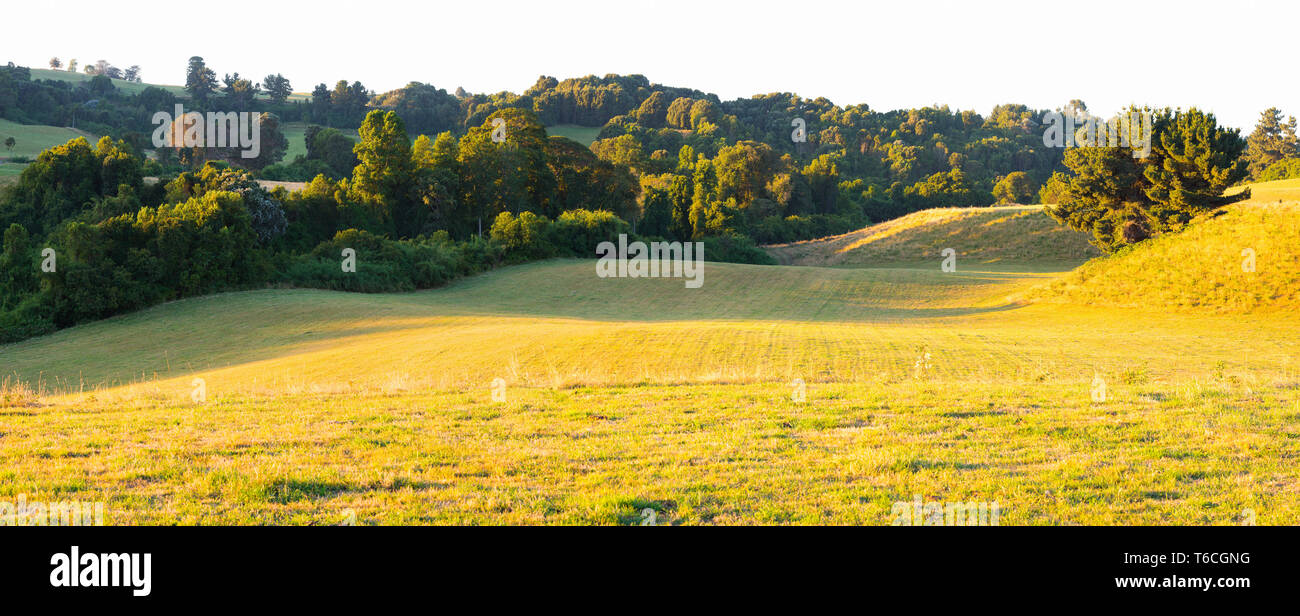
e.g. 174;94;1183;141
490;211;554;262
749;213;864;245
549;209;631;256
1259;158;1300;182
698;234;776;265
279;229;504;293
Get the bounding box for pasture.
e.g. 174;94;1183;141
2;186;1297;525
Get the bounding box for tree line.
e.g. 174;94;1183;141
1;57;1293;343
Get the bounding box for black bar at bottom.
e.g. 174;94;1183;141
0;527;1287;606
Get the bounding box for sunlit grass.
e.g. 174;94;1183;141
1031;191;1300;313
2;378;1295;525
3;184;1298;525
767;204;1100;267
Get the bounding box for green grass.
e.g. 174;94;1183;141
27;68;311;101
0;118;97;160
547;124;602;146
29;68;190;97
280;122;359;163
2;186;1297;525
0;161;26;185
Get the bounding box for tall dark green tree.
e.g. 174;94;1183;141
350;110;416;237
1050;107;1248;251
184;56;217;104
262;74;292;105
1244;107;1298;179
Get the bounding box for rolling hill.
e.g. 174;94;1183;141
0;118;98;159
1030;180;1300;313
765;205;1100;268
28;68;312;101
0;118;99;184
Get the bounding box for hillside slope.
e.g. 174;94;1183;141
3;259;1294;402
1030;181;1300;313
27;68;310;100
766;205;1100;268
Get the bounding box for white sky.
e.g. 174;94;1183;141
6;0;1296;131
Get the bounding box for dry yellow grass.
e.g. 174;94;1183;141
1031;185;1300;313
766;205;1100;267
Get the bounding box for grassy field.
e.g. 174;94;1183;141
1;184;1297;525
547;124;603;146
28;68;190;97
1228;176;1300;203
280;122;359;162
0;161;26;185
28;68;311;101
0;118;97;159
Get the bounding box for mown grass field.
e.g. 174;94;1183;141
280;122;359;163
0;118;97;160
1;183;1297;525
546;124;602;146
0;161;25;186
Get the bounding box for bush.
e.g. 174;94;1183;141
490;211;554;262
1259;158;1300;182
278;229;504;293
698;234;776;265
260;157;340;182
549;209;631;256
749;213;864;245
0;295;55;343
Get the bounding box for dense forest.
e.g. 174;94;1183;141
0;58;1296;342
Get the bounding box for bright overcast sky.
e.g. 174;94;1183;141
7;0;1296;130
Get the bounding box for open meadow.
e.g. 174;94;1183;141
3;187;1297;525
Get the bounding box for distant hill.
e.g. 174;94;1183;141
765;205;1100;268
29;67;189;97
28;68;312;101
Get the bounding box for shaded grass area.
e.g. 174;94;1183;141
546;124;602;146
279;121;359;163
0;161;26;185
0;118;97;159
